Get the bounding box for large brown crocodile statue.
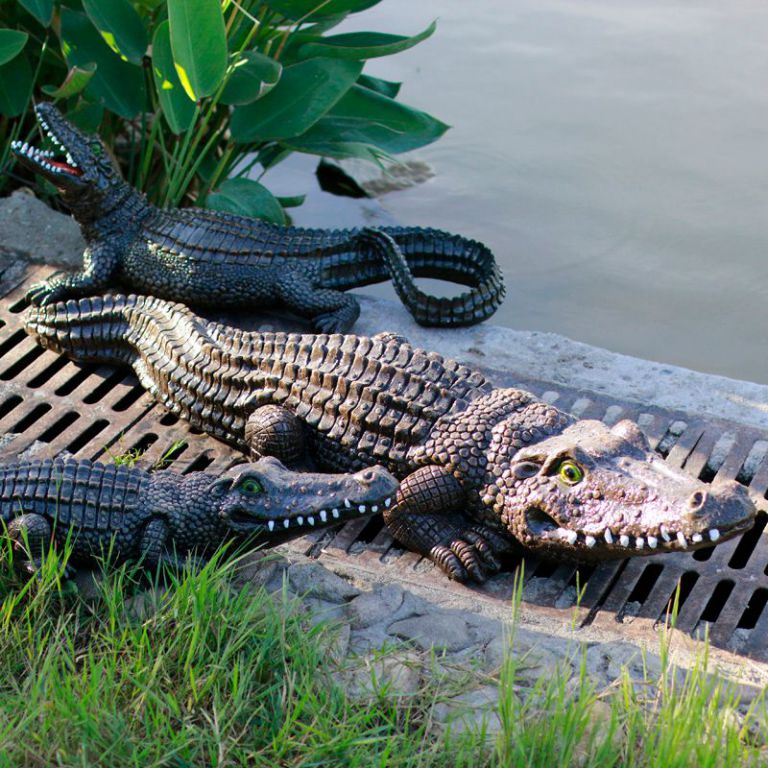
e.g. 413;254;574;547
25;295;756;582
12;103;504;332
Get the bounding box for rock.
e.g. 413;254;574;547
388;611;475;652
0;190;83;266
432;685;502;738
337;650;423;698
287;561;360;603
345;583;405;629
234;550;288;589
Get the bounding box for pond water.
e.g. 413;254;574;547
265;0;768;383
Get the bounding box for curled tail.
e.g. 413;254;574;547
357;227;505;327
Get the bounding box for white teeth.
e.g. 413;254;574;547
636;537;645;549
358;505;367;513
283;519;290;528
647;536;658;549
344;499;352;509
308;516;314;526
319;510;327;523
564;529;578;545
709;528;720;541
371;505;378;513
692;533;703;543
267;521;274;531
604;529;614;544
332;509;340;519
620;535;630;547
585;535;596;548
22;142;29;152
660;525;672;542
297;516;303;526
384;497;392;507
677;532;687;547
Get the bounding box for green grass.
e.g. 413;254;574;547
0;541;765;767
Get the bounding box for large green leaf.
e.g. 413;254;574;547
82;0;148;64
41;63;97;98
167;0;227;101
207;178;286;224
230;57;361;142
0;30;28;66
220;51;282;106
0;53;32;117
297;21;435;60
60;9;146;118
287;85;447;156
18;0;53;27
151;21;195;134
265;0;381;21
357;73;400;99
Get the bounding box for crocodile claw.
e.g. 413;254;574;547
26;280;67;307
430;528;503;583
312;312;352;334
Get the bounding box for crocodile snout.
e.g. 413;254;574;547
684;478;755;530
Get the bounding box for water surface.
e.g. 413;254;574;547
266;0;768;383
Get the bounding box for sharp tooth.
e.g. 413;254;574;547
319;510;327;523
585;535;597;548
604;529;614;544
692;533;703;543
344;499;352;509
562;529;578;545
66;153;75;165
297;516;303;526
636;537;645;549
371;505;378;513
22;142;28;152
709;528;720;541
358;504;367;514
267;521;275;532
660;525;671;542
332;509;340;519
620;535;630;547
677;531;687;547
283;519;290;528
384;497;392;508
647;536;658;549
308;516;314;526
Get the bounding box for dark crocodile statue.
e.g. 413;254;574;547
1;455;396;576
26;295;756;582
11;103;505;332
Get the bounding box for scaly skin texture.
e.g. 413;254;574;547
1;455;397;576
26;295;757;582
11;103;505;332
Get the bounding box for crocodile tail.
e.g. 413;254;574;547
358;227;505;327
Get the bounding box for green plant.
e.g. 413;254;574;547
0;0;447;222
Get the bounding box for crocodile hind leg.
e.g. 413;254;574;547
26;243;119;306
275;272;360;333
7;513;53;575
245;405;305;465
383;465;514;583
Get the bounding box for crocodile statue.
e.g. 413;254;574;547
11;103;505;332
26;295;756;582
1;455;396;576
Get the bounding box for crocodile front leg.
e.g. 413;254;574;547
276;272;360;333
7;513;52;575
26;243;119;306
383;465;513;582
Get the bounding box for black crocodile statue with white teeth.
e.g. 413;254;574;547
12;103;505;332
2;455;397;576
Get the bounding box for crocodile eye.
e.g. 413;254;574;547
239;478;264;495
557;460;584;485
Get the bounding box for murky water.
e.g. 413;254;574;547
266;0;768;383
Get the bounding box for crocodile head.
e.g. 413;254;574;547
481;418;756;560
209;456;398;544
10;103;124;211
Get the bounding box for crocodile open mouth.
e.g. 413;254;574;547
10;115;81;178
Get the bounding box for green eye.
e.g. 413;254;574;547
239;478;264;495
558;460;584;485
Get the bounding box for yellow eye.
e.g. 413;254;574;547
240;478;264;495
558;460;584;485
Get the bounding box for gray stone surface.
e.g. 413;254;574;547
288;561;361;602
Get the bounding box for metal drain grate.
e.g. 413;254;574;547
2;265;768;658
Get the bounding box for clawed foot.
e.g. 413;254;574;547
26;279;68;307
429;527;504;583
312;312;354;334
